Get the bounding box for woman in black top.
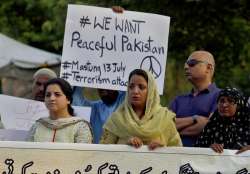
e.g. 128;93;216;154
195;87;250;153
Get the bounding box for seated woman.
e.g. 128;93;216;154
27;78;93;143
195;87;250;153
100;69;182;149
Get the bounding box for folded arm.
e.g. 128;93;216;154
175;117;194;131
179;116;209;136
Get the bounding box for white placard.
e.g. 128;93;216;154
0;142;249;173
0;129;28;141
61;4;170;94
0;94;91;130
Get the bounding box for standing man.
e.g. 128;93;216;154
72;6;126;144
170;50;220;147
32;68;57;101
0;68;56;129
73;87;125;144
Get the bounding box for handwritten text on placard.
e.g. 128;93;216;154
61;5;170;94
0;142;250;173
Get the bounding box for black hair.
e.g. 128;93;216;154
128;69;148;83
44;78;74;115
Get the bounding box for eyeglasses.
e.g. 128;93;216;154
218;98;236;106
186;59;209;67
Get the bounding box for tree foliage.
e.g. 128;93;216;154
1;0;250;104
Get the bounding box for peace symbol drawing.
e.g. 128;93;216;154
140;55;162;79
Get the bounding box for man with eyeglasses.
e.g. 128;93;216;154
170;50;220;147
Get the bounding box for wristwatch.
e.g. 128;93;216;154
192;115;198;124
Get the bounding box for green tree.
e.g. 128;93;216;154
1;0;250;104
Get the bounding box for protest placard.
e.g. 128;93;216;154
0;129;28;141
0;95;91;131
0;141;249;173
61;5;170;94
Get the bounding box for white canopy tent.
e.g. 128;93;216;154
0;33;61;69
0;33;61;98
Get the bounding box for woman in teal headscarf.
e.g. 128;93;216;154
100;69;182;150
